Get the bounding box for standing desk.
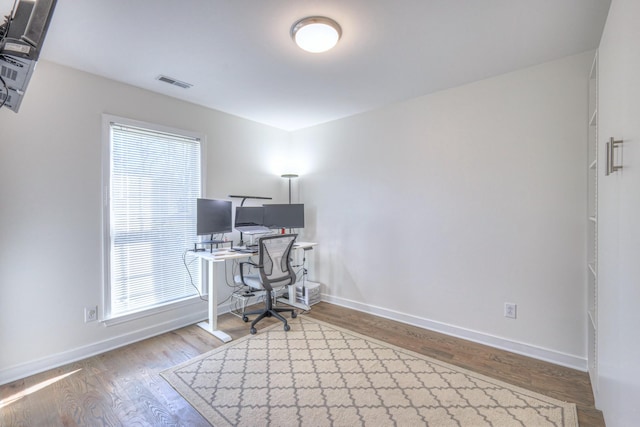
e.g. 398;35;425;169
189;241;317;343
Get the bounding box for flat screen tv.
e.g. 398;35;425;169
1;0;57;61
263;204;304;229
0;0;57;112
196;198;232;237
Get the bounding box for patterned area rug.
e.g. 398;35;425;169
161;317;577;426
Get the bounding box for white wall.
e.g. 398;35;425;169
293;52;592;368
0;51;595;383
0;61;291;383
596;0;640;424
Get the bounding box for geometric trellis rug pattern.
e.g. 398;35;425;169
161;316;578;427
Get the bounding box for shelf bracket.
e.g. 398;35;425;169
605;137;623;176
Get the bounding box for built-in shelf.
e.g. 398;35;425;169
587;51;599;396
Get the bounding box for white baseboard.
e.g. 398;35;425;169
322;294;587;372
0;310;207;386
1;294;587;386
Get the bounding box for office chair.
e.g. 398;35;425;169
235;234;298;334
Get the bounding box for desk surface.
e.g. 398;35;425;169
294;241;318;249
190;241;317;262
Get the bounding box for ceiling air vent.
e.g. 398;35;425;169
156;75;192;89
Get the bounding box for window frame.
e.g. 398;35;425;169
101;114;207;325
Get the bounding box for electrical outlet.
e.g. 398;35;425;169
84;306;98;323
504;302;517;319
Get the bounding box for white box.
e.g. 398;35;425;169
289;281;321;306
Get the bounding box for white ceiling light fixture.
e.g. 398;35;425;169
291;16;342;53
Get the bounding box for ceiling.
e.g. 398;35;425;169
3;0;611;131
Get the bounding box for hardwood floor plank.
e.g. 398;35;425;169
0;302;604;426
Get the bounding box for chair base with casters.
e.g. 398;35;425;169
235;234;299;334
241;288;297;334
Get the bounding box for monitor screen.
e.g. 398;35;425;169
263;204;305;229
234;206;264;228
196;198;232;236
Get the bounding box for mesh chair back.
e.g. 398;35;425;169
258;234;297;291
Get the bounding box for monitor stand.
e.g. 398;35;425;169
195;239;227;253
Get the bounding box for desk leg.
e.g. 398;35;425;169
196;258;232;343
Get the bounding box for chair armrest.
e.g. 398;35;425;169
238;261;261;283
239;261;259;268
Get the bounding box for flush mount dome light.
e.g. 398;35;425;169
291;16;342;53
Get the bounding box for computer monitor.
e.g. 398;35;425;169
234;206;264;228
234;206;271;235
263;204;305;229
196;198;232;237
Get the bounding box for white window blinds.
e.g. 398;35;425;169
106;121;201;319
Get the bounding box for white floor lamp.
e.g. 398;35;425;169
281;174;299;204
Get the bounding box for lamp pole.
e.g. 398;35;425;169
281;174;299;204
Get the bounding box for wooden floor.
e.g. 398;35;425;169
0;302;604;426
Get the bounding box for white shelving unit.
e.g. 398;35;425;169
587;51;598;395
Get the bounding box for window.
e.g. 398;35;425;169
102;115;203;322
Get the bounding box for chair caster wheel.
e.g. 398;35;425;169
291;311;297;319
250;327;257;334
242;316;249;322
284;324;290;332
